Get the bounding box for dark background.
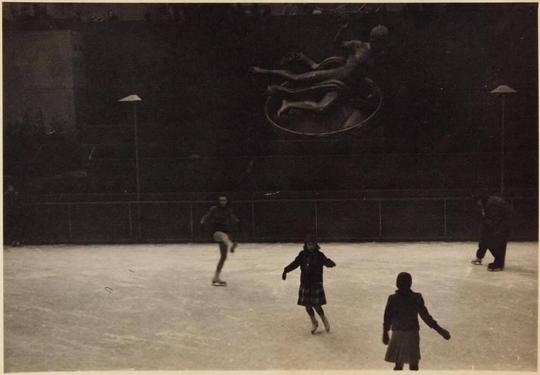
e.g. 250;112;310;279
3;3;538;242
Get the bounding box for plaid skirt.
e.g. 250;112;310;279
385;330;421;364
297;283;327;306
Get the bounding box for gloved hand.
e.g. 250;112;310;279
382;331;389;345
437;327;451;340
282;271;287;280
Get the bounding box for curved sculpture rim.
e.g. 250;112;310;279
264;77;383;137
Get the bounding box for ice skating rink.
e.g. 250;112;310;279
4;242;538;372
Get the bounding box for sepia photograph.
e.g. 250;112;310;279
2;2;538;372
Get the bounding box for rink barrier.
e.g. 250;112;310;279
19;196;538;243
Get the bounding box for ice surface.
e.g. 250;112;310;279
3;242;538;371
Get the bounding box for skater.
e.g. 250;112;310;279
470;192;513;271
200;195;240;286
282;235;336;334
383;272;451;371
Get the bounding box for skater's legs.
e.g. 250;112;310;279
393;362;404;371
314;305;330;332
213;231;237;253
476;247;488;260
410;362;419;371
314;306;324;317
213;231;233;247
278;91;339;116
492;242;507;269
213;243;227;282
305;305;319;333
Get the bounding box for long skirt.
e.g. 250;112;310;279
384;330;421;364
297;283;327;306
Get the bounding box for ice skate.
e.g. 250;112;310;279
487;263;504;272
321;315;330;332
212;272;227;286
471;258;482;265
212;279;227;286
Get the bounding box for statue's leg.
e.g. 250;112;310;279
278;91;339;116
252;66;340;84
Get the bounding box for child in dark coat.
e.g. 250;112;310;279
282;235;336;334
383;272;451;371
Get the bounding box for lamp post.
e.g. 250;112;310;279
118;94;142;238
490;85;516;196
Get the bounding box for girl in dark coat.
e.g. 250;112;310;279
282;235;336;334
383;272;451;371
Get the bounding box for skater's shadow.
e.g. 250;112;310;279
504;266;537;275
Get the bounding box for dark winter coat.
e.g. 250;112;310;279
201;206;239;233
284;249;335;287
479;195;513;250
383;290;440;332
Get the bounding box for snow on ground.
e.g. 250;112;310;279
3;242;538;372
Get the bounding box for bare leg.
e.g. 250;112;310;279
251;66;343;84
305;306;319;334
278;91;339;116
314;306;330;332
213;231;236;252
213;242;227;282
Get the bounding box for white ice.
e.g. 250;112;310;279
3;242;538;371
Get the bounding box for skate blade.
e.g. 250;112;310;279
212;281;227;286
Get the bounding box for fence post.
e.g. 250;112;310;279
443;199;447;238
189;202;194;241
128;203;134;239
67;204;73;240
378;200;383;238
314;201;318;238
251;200;256;240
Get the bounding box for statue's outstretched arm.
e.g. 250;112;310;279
280;52;319;70
333;23;349;48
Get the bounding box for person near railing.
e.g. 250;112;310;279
470;192;513;272
200;195;240;286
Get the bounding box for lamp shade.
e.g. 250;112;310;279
490;85;517;94
118;94;142;102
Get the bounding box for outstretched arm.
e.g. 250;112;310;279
333;23;349;48
200;206;216;224
322;253;336;267
280;52;320;70
284;253;303;274
417;294;450;339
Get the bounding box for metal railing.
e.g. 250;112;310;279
20;195;538;243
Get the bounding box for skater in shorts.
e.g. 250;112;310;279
470;191;513;272
200;195;240;286
282;234;336;334
383;272;451;371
